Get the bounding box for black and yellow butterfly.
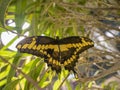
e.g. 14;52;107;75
16;36;94;73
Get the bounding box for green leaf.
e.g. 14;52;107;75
1;35;18;50
0;50;16;57
39;72;49;88
0;65;10;87
22;58;37;73
15;0;27;33
78;0;87;5
0;65;9;80
0;0;12;26
53;79;61;90
6;53;22;83
88;81;94;88
40;81;51;88
75;83;81;90
32;60;45;79
2;79;20;90
65;80;72;90
0;79;7;87
24;58;45;90
75;83;86;90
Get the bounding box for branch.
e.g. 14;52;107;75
78;61;120;82
0;56;42;90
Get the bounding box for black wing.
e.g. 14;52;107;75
16;36;94;73
16;36;62;73
58;36;94;72
16;36;56;58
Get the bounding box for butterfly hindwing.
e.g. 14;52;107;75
16;36;94;73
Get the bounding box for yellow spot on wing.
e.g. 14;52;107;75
72;55;76;59
33;45;37;50
58;62;61;66
55;61;61;66
79;43;82;47
85;42;91;46
40;50;43;53
49;45;59;51
81;38;86;43
60;45;68;51
64;61;68;66
91;42;94;45
53;60;56;64
28;38;36;49
49;45;56;49
67;59;71;64
36;45;41;50
41;45;45;49
81;38;89;46
74;51;77;54
43;51;47;55
56;61;58;65
36;44;51;50
49;58;52;63
47;54;50;57
66;44;73;48
87;42;92;45
72;44;76;47
22;44;29;49
76;48;80;52
76;44;79;47
44;45;48;49
82;43;86;46
70;57;73;62
17;45;22;49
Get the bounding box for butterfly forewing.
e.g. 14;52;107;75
16;36;56;57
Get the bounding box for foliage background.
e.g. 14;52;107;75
0;0;120;90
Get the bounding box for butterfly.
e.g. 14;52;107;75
16;36;94;73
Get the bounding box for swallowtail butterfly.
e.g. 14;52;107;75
16;36;94;73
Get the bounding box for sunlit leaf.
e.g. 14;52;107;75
0;50;16;57
1;36;17;51
6;53;22;83
0;0;12;25
53;79;62;90
39;72;50;88
2;79;20;90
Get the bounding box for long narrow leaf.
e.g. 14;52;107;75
2;79;20;90
1;35;17;50
0;0;12;26
6;53;22;83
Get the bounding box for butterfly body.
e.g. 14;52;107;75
16;36;94;73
